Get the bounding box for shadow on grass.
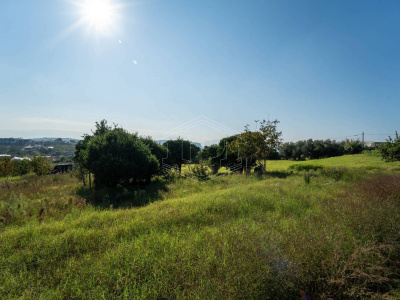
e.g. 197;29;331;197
76;177;169;209
262;170;291;179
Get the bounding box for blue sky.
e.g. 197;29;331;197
0;0;399;144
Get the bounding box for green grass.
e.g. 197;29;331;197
265;153;400;171
1;155;400;299
0;175;21;182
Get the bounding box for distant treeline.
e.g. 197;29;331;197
278;139;364;160
0;157;52;177
202;137;364;166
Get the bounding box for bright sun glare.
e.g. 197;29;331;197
79;0;118;34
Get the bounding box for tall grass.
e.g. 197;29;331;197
0;155;400;299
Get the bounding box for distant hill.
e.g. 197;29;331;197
31;138;79;142
0;138;77;157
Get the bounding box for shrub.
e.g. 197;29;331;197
30;156;52;176
344;139;363;154
303;172;311;184
139;136;169;174
87;128;159;188
379;131;400;162
190;162;210;181
363;149;381;157
12;159;32;176
162;139;201;173
0;157;14;177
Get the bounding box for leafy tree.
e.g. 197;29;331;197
87;128;159;188
31;156;52;176
228;120;282;173
162;138;201;174
379;131;400;162
74;120;115;186
139;136;169;174
74;134;91;185
92;119;113;137
74;120;162;189
344;139;363;154
227;126;257;173
256;120;282;171
279;142;296;160
279;139;345;160
218;135;241;170
200;144;221;173
312;140;325;159
12;159;32;176
0;157;14;177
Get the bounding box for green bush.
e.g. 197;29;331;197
0;157;51;178
87;128;159;188
30;156;52;176
139;136;169;174
0;157;14;177
344;139;363;154
379;131;400;162
12;159;32;176
363;149;381;157
191;163;210;181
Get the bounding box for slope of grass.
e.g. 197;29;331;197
265;153;400;171
1;155;400;299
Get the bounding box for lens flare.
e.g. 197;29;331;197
72;0;121;36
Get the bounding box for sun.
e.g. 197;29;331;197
76;0;120;35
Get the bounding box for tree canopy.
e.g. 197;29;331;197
162;138;201;173
74;120;160;188
379;131;400;162
227;120;282;173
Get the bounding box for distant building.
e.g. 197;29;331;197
12;157;32;161
364;142;385;150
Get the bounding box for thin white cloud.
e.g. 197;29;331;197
16;118;92;127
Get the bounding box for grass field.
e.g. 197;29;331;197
1;154;400;299
264;154;400;171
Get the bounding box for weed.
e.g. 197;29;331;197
304;172;311;184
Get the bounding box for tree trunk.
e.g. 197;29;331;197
80;166;86;186
263;159;267;174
